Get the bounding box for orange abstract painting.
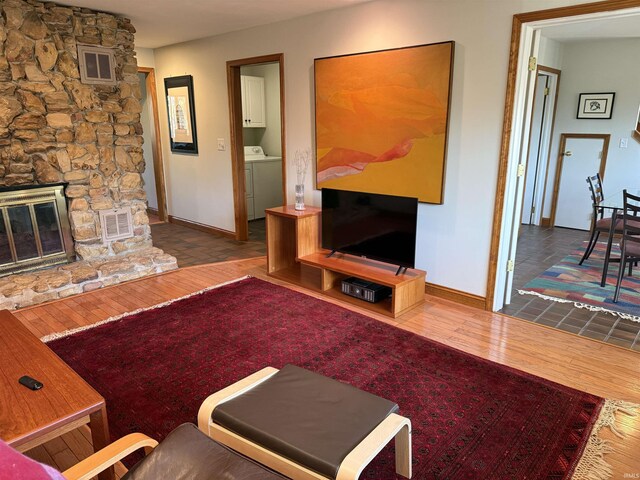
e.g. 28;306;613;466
314;42;454;204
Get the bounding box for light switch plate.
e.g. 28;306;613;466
217;138;226;151
619;138;628;148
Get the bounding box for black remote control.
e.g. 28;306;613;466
19;375;43;391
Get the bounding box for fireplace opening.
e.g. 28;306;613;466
0;184;74;277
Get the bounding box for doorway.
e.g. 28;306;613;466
227;54;286;241
138;67;168;222
487;1;640;312
550;134;609;230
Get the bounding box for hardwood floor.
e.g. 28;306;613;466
15;258;640;478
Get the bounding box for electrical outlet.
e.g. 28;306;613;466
217;138;226;151
619;138;628;148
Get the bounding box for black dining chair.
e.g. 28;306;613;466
613;190;640;303
579;173;623;265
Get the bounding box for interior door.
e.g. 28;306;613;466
521;74;549;224
553;135;609;230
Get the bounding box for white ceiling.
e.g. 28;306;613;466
541;13;640;42
54;1;640;48
55;0;372;48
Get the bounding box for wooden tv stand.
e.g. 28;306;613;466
266;206;425;318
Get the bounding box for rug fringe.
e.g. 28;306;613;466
517;290;640;324
41;275;252;342
571;399;639;480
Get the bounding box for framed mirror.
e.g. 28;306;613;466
164;75;198;154
634;105;640;143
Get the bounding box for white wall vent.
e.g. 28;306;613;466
99;208;133;243
77;44;116;85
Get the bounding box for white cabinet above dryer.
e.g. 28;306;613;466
241;75;266;128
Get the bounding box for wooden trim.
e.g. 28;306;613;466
540;217;551;227
146;206;159;215
514;0;640;23
485;14;523;311
548;133;610;227
633;121;640;143
425;282;486;310
535;66;561;224
485;0;640;311
227;53;286;241
168;215;235;238
138;67;168;222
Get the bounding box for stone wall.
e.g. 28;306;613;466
0;0;179;310
0;0;149;259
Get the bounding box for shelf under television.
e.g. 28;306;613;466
298;251;426;318
265;206;426;318
298;251;424;288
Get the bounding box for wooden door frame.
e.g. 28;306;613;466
138;67;168;222
485;0;640;311
227;53;286;241
548;133;609;227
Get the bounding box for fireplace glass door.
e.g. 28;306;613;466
0;184;73;276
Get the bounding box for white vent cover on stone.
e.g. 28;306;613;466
77;44;116;85
99;208;133;243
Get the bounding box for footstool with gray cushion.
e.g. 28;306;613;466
198;364;412;480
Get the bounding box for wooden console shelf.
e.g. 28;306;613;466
266;206;426;318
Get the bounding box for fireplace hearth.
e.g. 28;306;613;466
0;184;74;277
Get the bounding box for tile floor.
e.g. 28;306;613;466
150;217;266;268
501;224;640;351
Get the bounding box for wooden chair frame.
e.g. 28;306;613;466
62;433;158;480
613;190;640;303
197;366;412;480
580;173;622;265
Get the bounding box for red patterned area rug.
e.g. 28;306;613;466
45;277;636;479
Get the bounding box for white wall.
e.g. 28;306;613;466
542;38;640;218
139;73;158;209
538;36;563;70
136;47;155;68
152;0;585;296
134;49;158;210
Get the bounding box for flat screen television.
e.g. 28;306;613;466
321;188;418;272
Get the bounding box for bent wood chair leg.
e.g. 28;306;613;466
579;229;599;265
336;413;412;480
395;423;412;478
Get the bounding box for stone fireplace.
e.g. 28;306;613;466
0;0;177;309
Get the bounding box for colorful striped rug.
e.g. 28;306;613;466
519;242;640;323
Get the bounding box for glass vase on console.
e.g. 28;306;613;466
295;184;305;211
294;148;311;211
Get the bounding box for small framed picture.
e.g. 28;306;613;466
577;93;615;119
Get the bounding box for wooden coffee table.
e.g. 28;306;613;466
0;310;114;480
